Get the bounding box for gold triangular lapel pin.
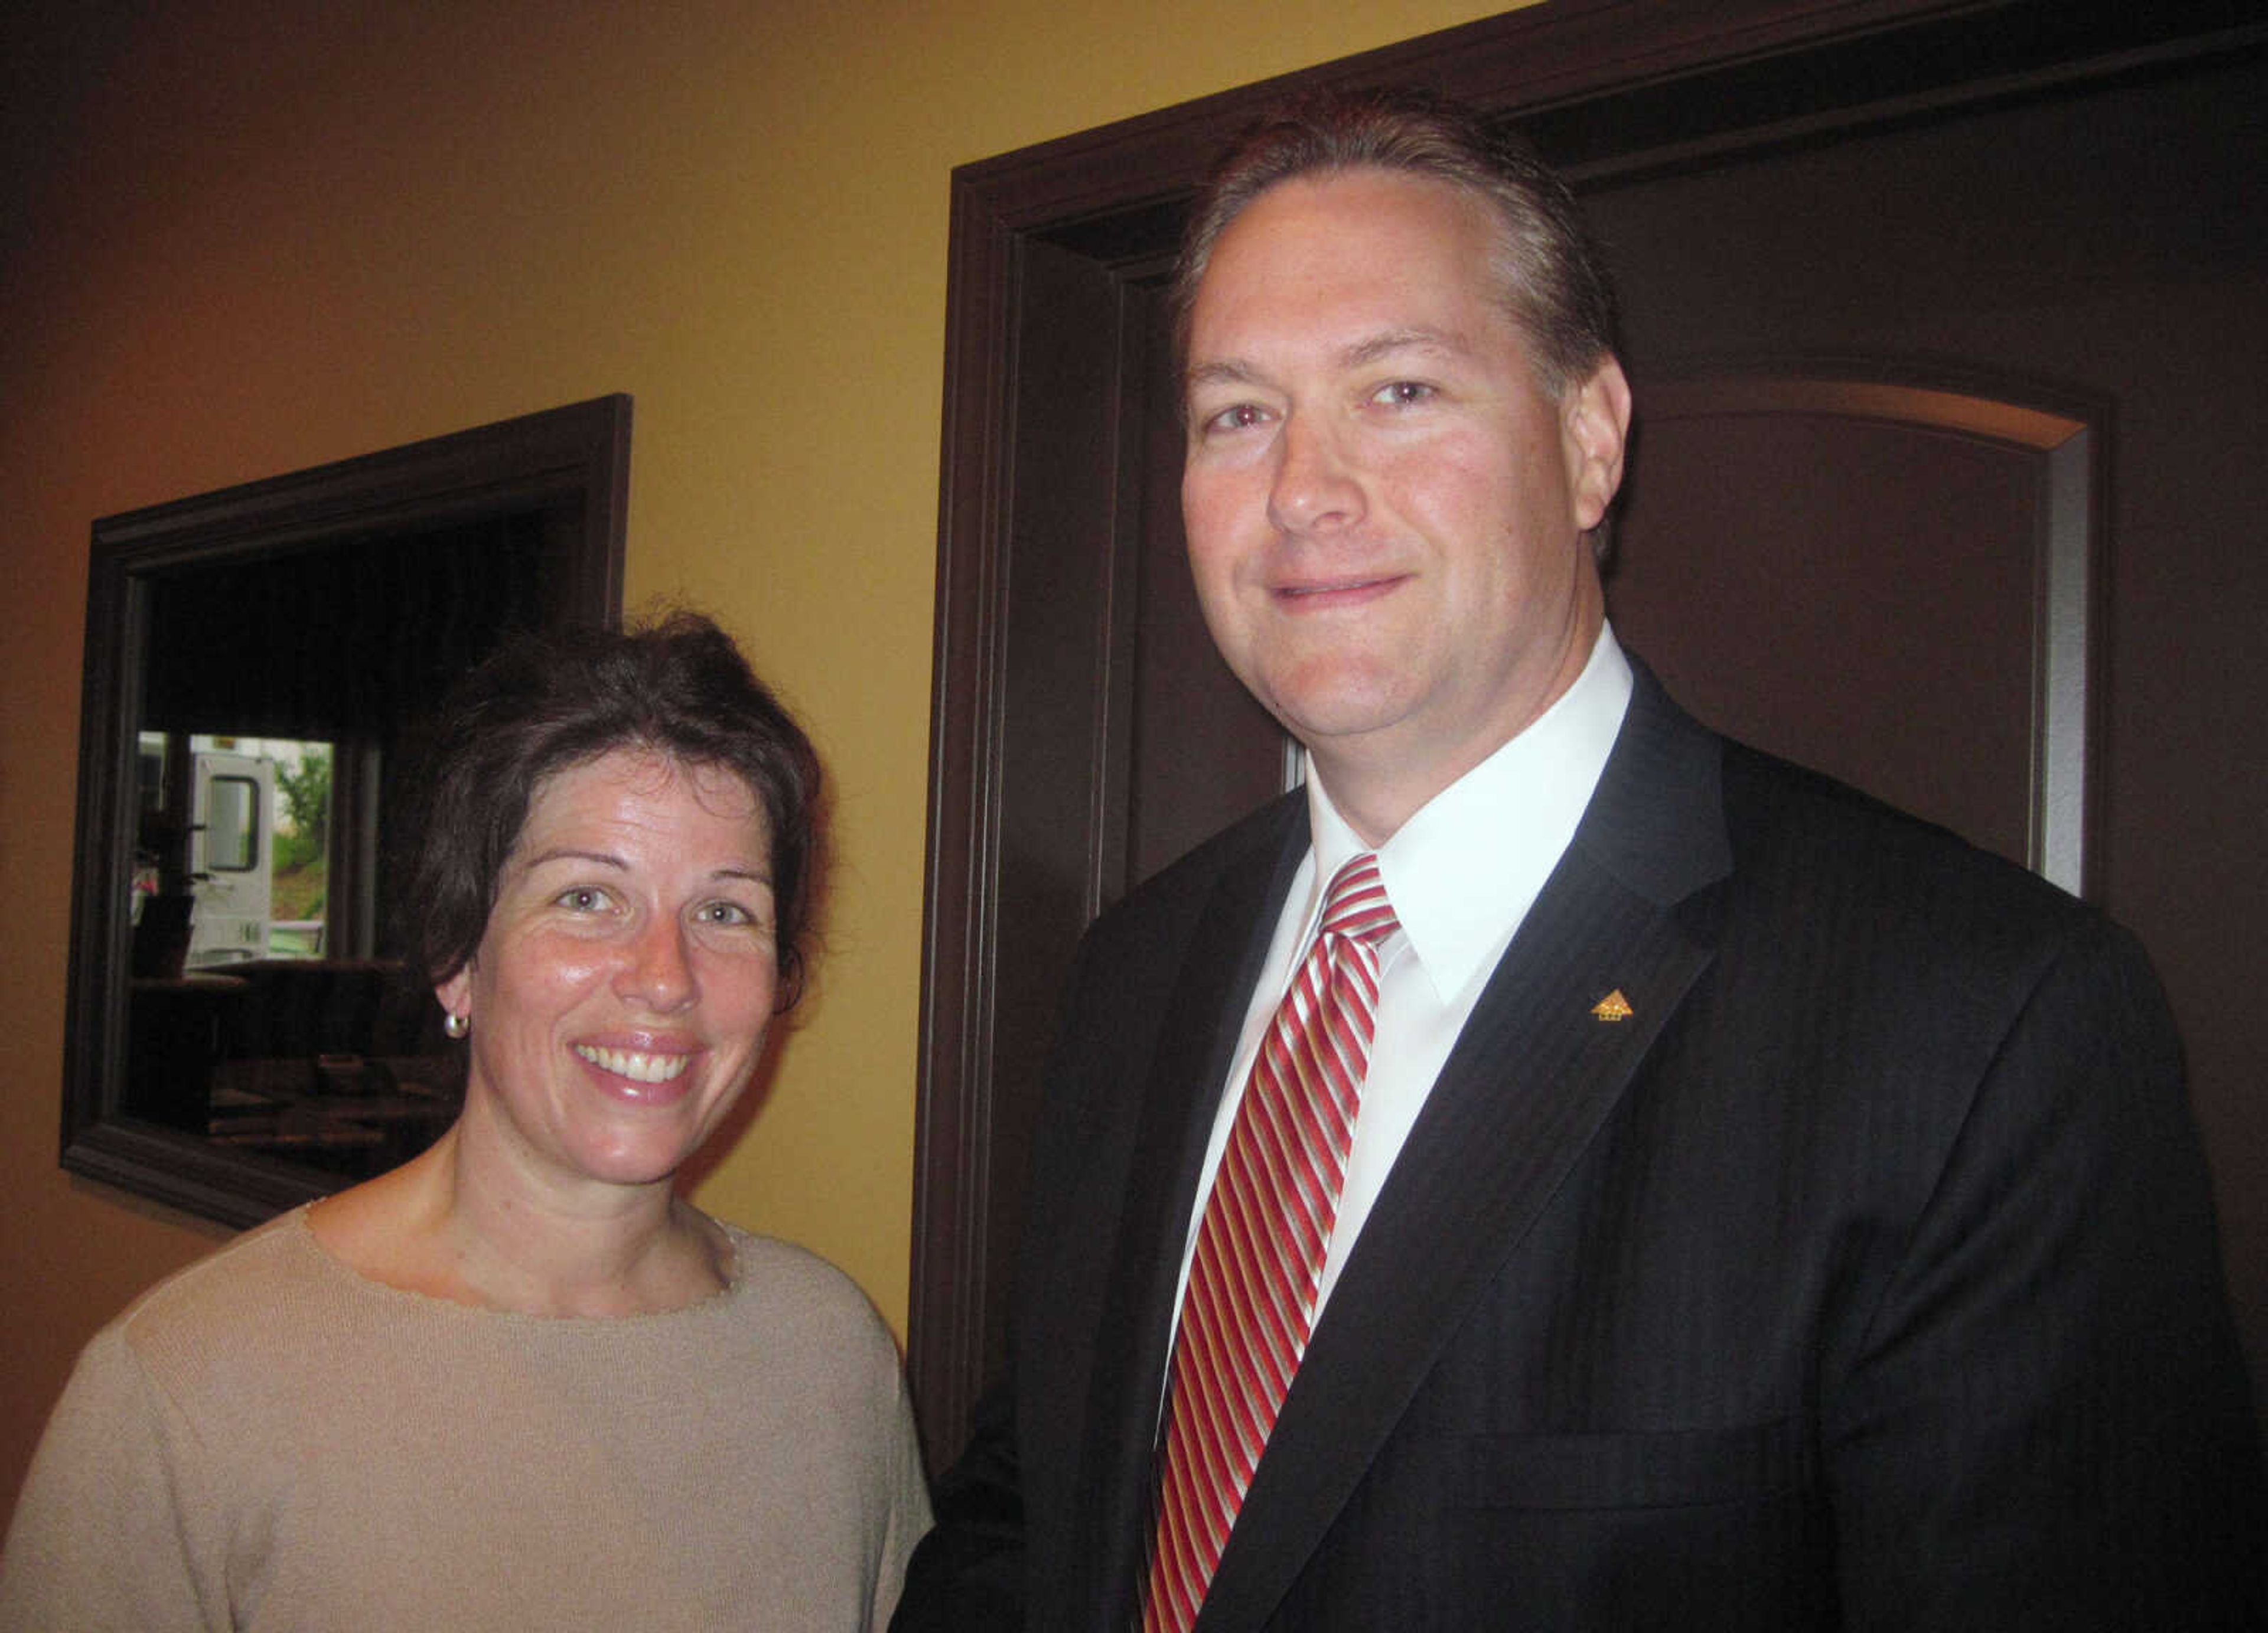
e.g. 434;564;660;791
1591;988;1634;1023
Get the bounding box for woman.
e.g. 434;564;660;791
0;614;929;1630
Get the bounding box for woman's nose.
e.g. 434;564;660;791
616;915;697;1011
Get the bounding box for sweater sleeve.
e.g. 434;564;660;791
868;1356;934;1633
0;1326;225;1633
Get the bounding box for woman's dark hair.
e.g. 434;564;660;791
393;610;823;1007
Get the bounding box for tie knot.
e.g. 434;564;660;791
1319;852;1397;946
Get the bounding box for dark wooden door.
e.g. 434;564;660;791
912;3;2268;1471
1588;58;2268;1416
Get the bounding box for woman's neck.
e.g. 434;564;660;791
308;1122;730;1317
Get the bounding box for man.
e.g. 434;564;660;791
895;90;2263;1629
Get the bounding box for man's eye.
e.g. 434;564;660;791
1371;380;1436;408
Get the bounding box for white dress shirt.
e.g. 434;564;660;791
1169;624;1634;1328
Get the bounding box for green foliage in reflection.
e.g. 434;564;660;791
276;748;331;858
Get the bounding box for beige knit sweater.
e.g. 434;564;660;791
0;1208;929;1631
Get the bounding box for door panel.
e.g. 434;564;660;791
1583;56;2267;1383
1610;374;2094;886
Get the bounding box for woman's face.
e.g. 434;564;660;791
435;747;778;1195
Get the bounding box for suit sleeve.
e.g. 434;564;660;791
1824;918;2265;1628
893;854;1201;1633
891;918;1117;1633
889;1378;1027;1631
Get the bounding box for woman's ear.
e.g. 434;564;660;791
436;966;472;1029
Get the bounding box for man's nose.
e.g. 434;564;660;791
617;914;698;1012
1266;412;1364;536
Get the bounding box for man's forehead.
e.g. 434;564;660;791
1194;172;1496;303
1212;167;1493;259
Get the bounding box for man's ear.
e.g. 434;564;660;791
1562;356;1632;533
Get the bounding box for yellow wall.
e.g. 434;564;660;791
0;0;1515;1520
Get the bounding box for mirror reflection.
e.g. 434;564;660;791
123;513;558;1181
66;396;628;1225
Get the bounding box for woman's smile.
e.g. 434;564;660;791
571;1043;693;1086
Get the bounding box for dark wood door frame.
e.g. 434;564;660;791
910;0;2264;1471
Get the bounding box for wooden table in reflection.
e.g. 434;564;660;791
206;1054;462;1181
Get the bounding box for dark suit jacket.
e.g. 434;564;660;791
897;668;2264;1631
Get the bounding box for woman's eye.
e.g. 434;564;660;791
1200;402;1267;435
697;901;752;927
556;886;610;912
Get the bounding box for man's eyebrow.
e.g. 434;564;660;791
1184;328;1475;395
1338;327;1471;369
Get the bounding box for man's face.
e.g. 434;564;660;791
1181;168;1628;836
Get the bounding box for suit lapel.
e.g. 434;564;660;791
1068;798;1308;1629
1194;668;1733;1631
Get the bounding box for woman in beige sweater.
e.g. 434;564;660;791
0;614;928;1631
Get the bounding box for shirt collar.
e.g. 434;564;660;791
1303;624;1634;1002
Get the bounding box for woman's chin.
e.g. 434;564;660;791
561;1144;697;1191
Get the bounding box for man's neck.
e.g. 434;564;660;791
1310;614;1609;847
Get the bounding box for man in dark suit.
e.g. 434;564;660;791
895;90;2263;1629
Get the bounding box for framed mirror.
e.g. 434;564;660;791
61;395;629;1227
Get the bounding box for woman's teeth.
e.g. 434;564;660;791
573;1045;689;1084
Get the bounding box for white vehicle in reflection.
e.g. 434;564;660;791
185;751;276;967
134;734;333;970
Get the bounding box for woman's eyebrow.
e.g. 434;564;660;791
520;847;627;872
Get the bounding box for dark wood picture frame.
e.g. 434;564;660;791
61;395;630;1228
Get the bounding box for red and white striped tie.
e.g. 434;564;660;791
1143;852;1397;1633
